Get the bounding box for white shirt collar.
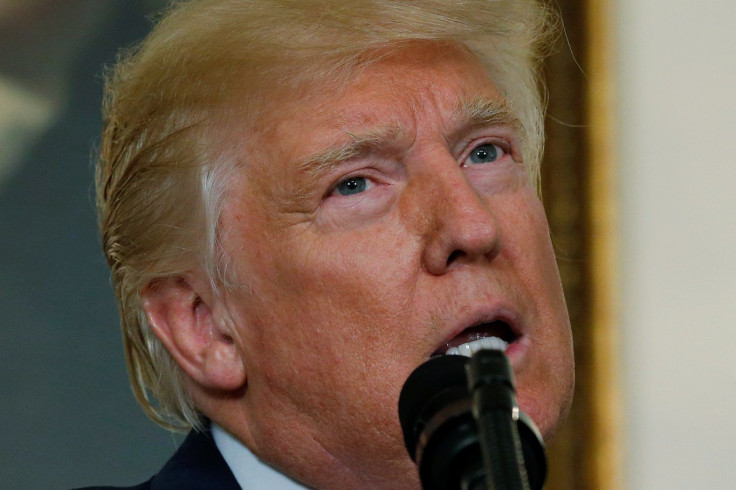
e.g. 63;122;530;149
212;423;309;490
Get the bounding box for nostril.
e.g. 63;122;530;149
446;249;464;266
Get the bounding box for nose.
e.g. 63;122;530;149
420;167;502;275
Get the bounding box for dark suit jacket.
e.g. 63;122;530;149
77;429;241;489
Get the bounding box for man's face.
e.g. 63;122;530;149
216;43;574;488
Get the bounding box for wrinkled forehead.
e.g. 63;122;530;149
231;41;510;152
227;41;497;131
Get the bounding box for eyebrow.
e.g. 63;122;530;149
298;125;406;178
452;96;521;135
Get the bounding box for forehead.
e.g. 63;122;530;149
260;44;501;135
323;44;501;132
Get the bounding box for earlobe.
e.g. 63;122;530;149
141;276;246;391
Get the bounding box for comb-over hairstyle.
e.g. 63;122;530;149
98;0;557;431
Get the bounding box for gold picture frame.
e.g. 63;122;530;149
541;0;622;488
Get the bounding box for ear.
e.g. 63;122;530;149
141;275;246;391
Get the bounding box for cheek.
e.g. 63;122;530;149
228;219;422;360
498;192;556;276
223;226;425;438
497;192;574;432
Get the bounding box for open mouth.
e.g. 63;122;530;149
432;321;518;357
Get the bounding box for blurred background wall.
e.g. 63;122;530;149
616;0;736;488
0;2;180;488
1;0;735;488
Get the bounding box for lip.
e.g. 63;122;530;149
431;304;527;362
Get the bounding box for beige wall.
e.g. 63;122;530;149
616;1;736;487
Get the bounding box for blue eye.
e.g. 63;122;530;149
467;143;502;165
335;177;369;196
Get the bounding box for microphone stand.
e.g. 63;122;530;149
467;349;529;490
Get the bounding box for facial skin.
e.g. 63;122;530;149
178;43;574;489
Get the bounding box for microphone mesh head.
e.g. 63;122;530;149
398;355;470;458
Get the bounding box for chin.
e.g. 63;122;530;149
517;375;575;441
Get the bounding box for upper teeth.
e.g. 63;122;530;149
445;336;508;357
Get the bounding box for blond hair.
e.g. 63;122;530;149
97;0;556;431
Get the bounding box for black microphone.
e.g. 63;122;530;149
398;351;546;490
